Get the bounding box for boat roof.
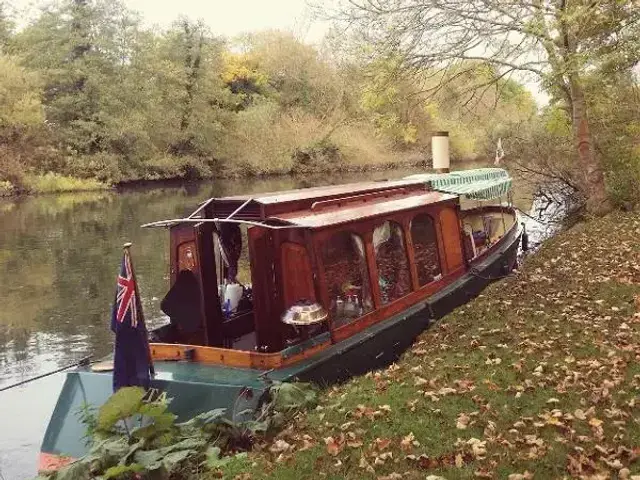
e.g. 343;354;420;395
209;179;429;220
142;168;510;230
217;179;427;204
274;191;457;229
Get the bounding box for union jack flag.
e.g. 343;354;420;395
114;250;138;327
111;245;152;391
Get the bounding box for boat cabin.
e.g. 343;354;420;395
145;173;517;369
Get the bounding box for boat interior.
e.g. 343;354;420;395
145;175;518;366
460;206;516;259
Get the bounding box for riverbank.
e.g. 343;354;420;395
218;211;640;479
0;155;436;198
0;153;490;199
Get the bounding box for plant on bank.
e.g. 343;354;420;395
36;382;317;480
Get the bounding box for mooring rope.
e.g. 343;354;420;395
0;355;93;392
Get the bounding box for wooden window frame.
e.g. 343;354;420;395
311;202;460;343
372;218;413;305
409;212;444;288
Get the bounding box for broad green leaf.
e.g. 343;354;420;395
121;439;145;465
161;449;192;472
203;446;231;468
137;401;168;418
97;387;145;431
159;437;206;454
131;412;176;439
133;449;163;470
55;460;91;480
271;382;317;411
175;408;226;428
103;463;143;480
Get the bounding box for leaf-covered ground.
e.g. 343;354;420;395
213;212;640;480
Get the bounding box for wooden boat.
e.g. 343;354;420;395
39;167;524;470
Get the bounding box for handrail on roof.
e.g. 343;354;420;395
310;187;410;211
187;198;214;219
140;217;299;229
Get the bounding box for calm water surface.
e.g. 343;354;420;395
0;165;538;478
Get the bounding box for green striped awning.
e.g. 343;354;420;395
405;168;512;200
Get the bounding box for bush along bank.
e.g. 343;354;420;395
217;212;640;480
2;150;436;198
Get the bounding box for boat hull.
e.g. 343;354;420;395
40;222;522;468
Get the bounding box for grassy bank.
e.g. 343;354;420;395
0;173;109;197
1;152;439;198
220;212;640;479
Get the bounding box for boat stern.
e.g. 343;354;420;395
40;362;268;470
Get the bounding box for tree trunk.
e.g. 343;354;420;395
568;75;611;215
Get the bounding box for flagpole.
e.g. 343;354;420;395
123;242;155;376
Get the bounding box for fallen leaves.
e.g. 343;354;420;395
456;412;471;429
508;472;533;480
249;215;640;478
269;439;293;454
574;409;587;420
324;436;343;456
400;432;417;452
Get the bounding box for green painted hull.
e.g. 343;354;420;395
41;223;522;461
41;361;280;459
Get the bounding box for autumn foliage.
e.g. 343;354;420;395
0;0;534;195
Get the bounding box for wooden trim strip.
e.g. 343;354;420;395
150;338;332;370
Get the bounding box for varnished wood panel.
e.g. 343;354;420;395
280;242;316;307
439;207;464;272
195;223;224;347
401;217;420;291
248;227;282;352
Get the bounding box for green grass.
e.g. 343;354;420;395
209;212;640;479
23;172;109;194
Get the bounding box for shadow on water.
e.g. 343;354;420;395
0;164;553;478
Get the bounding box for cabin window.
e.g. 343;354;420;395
374;221;412;304
411;214;442;286
321;231;373;327
214;223;251;285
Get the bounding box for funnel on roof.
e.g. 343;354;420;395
432;131;450;173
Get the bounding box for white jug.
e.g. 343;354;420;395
224;283;243;313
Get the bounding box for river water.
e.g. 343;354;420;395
0;165;539;479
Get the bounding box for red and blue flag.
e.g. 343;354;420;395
111;247;153;391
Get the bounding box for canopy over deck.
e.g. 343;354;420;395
405;168;512;201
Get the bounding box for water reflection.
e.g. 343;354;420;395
0;164;537;478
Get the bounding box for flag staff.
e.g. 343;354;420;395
123;242;155;376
